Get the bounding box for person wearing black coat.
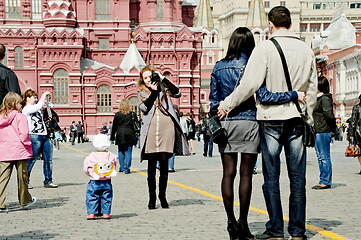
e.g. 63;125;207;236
0;43;21;105
110;99;137;174
312;76;336;190
349;94;361;175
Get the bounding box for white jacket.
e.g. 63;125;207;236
220;29;317;124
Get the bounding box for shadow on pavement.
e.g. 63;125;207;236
57;182;85;187
250;221;323;239
330;183;347;188
110;213;137;219
169;198;210;207
307;218;343;231
6;197;69;212
1;230;58;239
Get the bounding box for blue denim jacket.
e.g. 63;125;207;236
209;55;297;121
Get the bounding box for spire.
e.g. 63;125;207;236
120;43;146;74
193;0;214;29
246;0;267;28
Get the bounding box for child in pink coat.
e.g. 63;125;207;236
0;92;36;212
83;134;117;220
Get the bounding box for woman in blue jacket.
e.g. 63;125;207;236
209;27;304;240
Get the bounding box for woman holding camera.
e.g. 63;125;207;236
137;65;189;210
22;89;58;188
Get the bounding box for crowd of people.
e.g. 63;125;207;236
1;5;361;240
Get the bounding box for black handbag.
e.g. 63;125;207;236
209;64;246;144
270;38;315;148
208;114;227;144
131;112;140;135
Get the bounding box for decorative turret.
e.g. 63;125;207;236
43;0;76;28
246;0;267;28
120;42;146;74
193;0;214;29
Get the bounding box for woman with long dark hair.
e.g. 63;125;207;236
137;65;189;210
209;27;304;240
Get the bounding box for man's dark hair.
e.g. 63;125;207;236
0;43;6;60
72;121;75;123
318;76;330;93
224;27;255;61
268;6;291;29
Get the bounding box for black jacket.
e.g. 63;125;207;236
0;63;20;105
350;103;361;145
110;112;137;146
312;93;336;133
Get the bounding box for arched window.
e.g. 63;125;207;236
207;51;215;65
32;0;42;20
97;85;112;113
53;69;68;104
96;0;110;20
14;47;23;69
128;97;140;116
5;0;20;19
211;34;216;43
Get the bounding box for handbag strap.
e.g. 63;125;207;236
270;38;303;115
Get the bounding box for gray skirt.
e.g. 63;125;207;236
218;120;260;154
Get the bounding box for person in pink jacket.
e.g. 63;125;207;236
0;92;36;212
83;134;117;220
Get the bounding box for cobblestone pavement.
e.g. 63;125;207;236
0;140;360;240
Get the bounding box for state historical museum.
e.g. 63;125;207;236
0;0;202;134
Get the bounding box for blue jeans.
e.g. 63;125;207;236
86;180;113;214
315;132;332;186
259;119;306;237
27;134;54;185
203;135;213;157
168;153;175;170
118;145;133;173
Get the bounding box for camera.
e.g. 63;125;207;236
151;72;161;83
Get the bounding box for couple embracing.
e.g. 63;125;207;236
211;6;317;240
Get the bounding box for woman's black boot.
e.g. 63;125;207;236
158;175;169;208
227;220;240;240
147;177;156;210
237;219;254;240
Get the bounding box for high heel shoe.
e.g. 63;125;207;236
237;219;254;240
159;196;169;208
227;220;240;240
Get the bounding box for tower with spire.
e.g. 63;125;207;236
193;0;223;114
246;0;269;43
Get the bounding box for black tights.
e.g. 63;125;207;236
221;152;257;222
147;153;169;191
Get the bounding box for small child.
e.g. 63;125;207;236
0;92;36;212
83;134;117;220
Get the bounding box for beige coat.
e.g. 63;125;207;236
220;29;317;124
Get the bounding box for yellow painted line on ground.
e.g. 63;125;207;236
62;144;351;240
61;143;90;156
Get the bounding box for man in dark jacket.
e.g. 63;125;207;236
0;43;21;105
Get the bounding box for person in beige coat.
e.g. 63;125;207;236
218;6;317;240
